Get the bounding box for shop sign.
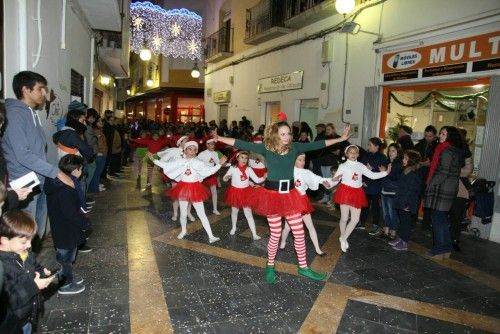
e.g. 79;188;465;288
257;71;303;93
213;90;231;103
381;31;500;81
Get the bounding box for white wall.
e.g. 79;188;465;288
204;0;500;145
3;0;92;165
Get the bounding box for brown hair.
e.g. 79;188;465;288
263;122;291;154
403;149;421;174
0;210;37;239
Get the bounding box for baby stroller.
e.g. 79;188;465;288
467;178;496;238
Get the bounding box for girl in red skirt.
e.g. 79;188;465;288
223;151;266;240
151;141;227;243
334;145;389;252
280;153;340;255
198;138;222;215
214;113;350;283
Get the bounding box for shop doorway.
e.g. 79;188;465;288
265;101;281;125
380;78;490;174
299;98;319;139
218;104;228;124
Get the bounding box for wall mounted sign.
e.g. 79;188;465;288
257;70;303;93
213;90;231;103
381;31;500;82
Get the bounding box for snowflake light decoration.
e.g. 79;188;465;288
130;1;202;60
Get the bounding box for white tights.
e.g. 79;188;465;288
209;185;218;212
178;201;219;243
280;214;322;253
339;204;361;242
230;207;260;239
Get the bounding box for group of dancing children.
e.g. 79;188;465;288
141;114;423;283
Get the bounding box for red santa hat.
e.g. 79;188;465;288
253;135;263;143
184;141;199;150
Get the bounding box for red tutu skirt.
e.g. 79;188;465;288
251;187;309;217
252;167;267;178
299;193;314;214
224;186;255;208
333;183;368;208
202;174;218;187
167;181;210;202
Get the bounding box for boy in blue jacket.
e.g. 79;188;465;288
44;154;90;295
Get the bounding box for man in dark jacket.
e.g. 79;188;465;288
397;125;415;151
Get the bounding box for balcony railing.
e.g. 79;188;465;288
205;26;233;63
284;0;337;29
245;0;292;44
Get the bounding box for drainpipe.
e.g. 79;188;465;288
89;36;95;108
18;0;28;70
32;0;42;68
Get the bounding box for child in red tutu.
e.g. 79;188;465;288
334;145;389;252
156;135;195;222
280;153;340;255
151;141;227;243
214;113;350;283
223;151;266;240
198;138;222;215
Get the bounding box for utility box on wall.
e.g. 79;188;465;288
321;39;333;64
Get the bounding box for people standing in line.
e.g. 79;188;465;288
424;126;465;259
381;143;403;239
280;153;340;256
223;151;265;240
390;150;424;251
214;113;350;283
88;116;108;193
198;138;222;215
334;145;389;252
2;71;73;246
44;154;90;295
150;141;226;243
415;125;439;231
359;137;388;234
397;125;415;151
449;128;473;252
102;114;122;179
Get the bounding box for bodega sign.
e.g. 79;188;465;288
381;31;500;81
258;71;303;93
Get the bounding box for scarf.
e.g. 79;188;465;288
237;164;248;180
426;141;450;185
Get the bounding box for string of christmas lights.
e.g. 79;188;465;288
130;1;202;60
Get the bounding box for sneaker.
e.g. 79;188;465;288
209;236;220;243
86;198;96;205
355;225;365;230
388;238;402;247
212;210;221;215
369;227;381;236
58;282;85;295
339;237;348;252
78;245;92;253
99;185;106;191
392;240;408;251
73;275;84;285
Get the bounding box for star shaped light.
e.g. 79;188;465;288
170;22;181;37
152;36;162;49
187;40;199;54
132;16;143;30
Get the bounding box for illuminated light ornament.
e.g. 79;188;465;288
335;0;355;15
170;22;181;37
130;1;202;60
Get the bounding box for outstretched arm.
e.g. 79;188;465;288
325;125;351;147
213;134;235;146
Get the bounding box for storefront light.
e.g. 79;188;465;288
335;0;355;15
100;75;111;86
140;48;152;61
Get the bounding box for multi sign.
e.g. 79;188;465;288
257;71;304;93
381;31;500;81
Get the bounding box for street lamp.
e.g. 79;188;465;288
335;0;355;15
191;61;200;78
139;48;152;61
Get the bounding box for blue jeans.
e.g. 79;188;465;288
89;155;106;193
56;248;77;284
382;194;399;230
22;322;32;334
24;191;47;241
431;209;452;254
360;194;381;228
85;161;96;192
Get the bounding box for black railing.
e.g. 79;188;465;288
245;0;287;39
206;26;233;59
283;0;327;21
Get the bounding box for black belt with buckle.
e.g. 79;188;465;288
264;179;294;193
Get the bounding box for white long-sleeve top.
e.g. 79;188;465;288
157;147;183;162
223;165;265;188
334;159;387;188
294;167;338;195
197;149;220;166
153;157;221;183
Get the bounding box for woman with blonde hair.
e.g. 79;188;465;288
214;113;350;283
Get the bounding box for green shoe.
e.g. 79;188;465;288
265;265;277;284
297;267;327;281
